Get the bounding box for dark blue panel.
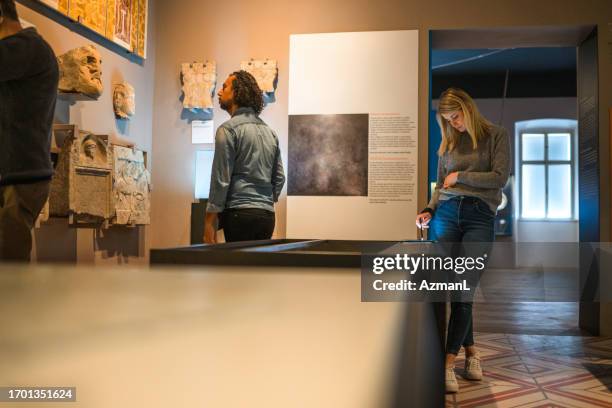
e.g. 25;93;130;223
428;110;442;201
431;48;576;75
578;34;599;243
577;29;599;335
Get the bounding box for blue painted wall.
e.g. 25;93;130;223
428;110;442;200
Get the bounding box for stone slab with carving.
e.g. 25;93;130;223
57;45;103;99
181;61;216;110
48;124;113;226
112;146;151;225
240;59;278;93
113;81;135;119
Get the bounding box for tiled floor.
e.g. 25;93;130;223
446;333;612;407
474;302;582;336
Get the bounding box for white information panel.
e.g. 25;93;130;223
287;30;419;240
192;120;215;144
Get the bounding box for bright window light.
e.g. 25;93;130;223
548;133;571;161
521;164;546;218
195;150;214;199
518;124;575;220
547;164;572;218
522;133;545;161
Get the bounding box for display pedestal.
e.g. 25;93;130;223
190;200;207;245
151;239;445;407
32;217;145;264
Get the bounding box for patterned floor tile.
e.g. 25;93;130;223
515;400;596;407
445;333;612;408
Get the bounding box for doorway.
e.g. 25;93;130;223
428;25;599;336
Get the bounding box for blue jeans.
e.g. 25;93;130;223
429;196;495;355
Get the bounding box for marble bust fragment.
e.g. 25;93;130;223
57;45;103;98
113;82;135;119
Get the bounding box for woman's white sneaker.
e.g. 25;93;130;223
446;367;459;393
464;355;482;380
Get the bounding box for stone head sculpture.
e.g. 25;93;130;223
113;82;135;119
58;45;103;98
83;137;98;161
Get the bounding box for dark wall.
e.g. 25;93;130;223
432;70;577;99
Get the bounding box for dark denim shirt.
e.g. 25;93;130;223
206;107;285;213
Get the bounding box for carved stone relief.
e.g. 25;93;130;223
57;45;103;98
181;61;216;110
49;124;113;226
112;146;151;225
48;124;151;228
113;81;135;119
240;59;278;93
48;125;75;217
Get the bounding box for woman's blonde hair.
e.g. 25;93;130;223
436;87;493;156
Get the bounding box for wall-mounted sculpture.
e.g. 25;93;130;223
49;124;113;226
112;146;151;225
180;61;216;122
57;45;103;99
47;125;151;228
240;58;278;104
113;81;135;119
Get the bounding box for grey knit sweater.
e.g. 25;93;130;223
427;124;510;213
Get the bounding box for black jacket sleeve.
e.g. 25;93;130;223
0;32;35;82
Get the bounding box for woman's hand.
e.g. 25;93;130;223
415;212;432;229
443;171;459;188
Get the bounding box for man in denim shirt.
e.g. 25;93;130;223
204;71;285;243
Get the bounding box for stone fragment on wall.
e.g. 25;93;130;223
48;125;113;226
112;146;151;225
181;61;216;110
240;59;278;93
57;45;103;98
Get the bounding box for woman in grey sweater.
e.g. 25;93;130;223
416;88;510;393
